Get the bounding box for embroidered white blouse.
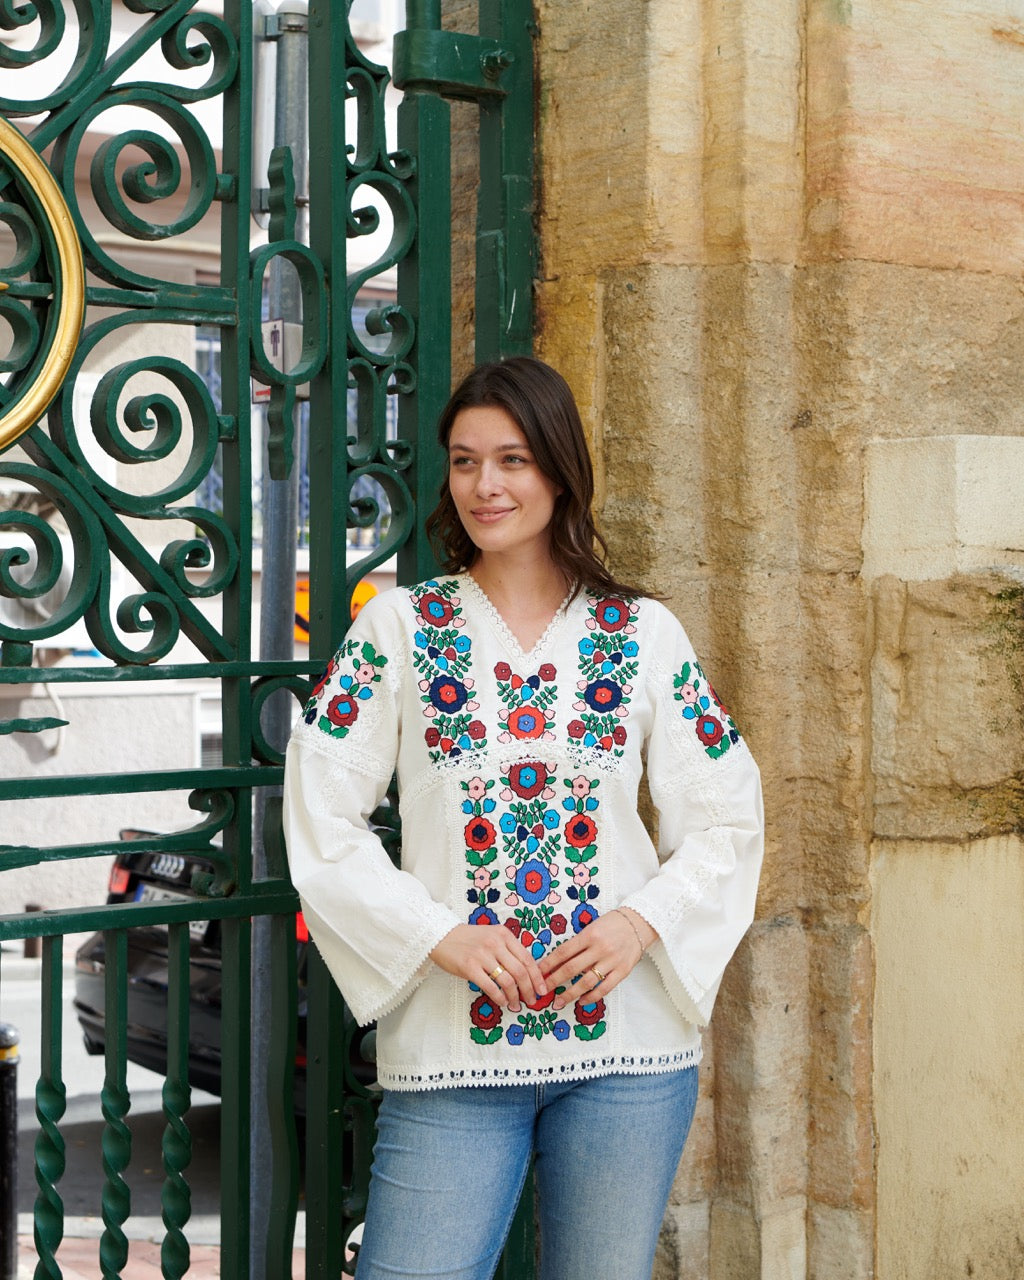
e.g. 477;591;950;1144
283;576;763;1091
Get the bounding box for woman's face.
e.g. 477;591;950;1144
447;405;562;563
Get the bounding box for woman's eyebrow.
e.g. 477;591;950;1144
448;441;532;453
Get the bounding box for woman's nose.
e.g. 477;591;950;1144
475;461;503;495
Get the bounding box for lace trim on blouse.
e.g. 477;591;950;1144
461;574;577;665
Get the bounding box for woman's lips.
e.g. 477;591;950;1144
471;508;513;523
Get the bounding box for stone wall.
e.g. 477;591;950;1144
534;2;1024;1277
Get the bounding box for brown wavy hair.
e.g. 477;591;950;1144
425;356;649;600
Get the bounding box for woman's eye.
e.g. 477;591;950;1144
504;455;526;465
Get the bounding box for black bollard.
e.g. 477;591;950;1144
0;1024;18;1280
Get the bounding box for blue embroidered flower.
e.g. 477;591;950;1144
582;679;623;713
428;674;469;713
500;813;518;834
542;809;559;829
553;1020;570;1041
571;903;599;932
622;640;639;658
455;634;471;653
506;1024;525;1045
578;637;596;657
515;860;551;905
469;906;499;926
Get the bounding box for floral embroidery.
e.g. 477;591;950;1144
462;761;607;1047
304;638;387;739
569;596;639;755
411;580;487;762
494;662;557;743
673;659;742;760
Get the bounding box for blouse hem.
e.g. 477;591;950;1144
375;1046;702;1092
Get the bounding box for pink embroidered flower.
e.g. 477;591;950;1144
571;775;591;799
572;865;592;887
466;777;488;801
678;683;698;705
473;868;492;890
354;662;376;685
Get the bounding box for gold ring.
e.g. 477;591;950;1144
592;967;606;984
489;965;505;981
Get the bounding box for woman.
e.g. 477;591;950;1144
283;357;763;1280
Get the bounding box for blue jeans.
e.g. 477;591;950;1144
353;1067;699;1280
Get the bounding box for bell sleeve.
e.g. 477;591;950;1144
620;604;764;1028
283;597;461;1025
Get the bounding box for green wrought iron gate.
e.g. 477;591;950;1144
0;1;535;1275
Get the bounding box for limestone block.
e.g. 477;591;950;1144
871;836;1024;1280
805;0;1024;274
702;0;805;265
807;925;875;1209
535;0;657;276
655;1201;710;1280
863;436;1024;582
712;921;809;1210
710;1196;807;1280
870;573;1024;839
807;1205;874;1280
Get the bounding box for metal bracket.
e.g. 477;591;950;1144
392;28;514;100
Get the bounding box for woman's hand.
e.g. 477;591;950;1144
430;923;548;1011
537;907;658;1010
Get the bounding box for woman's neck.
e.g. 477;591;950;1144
468;554;572;652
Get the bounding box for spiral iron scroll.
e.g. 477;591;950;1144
0;116;85;453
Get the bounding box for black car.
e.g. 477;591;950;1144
73;832;311;1110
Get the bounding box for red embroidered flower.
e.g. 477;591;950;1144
417;592;454;626
612;725;627;745
425;726;441;747
594;599;629;632
696;715;724;747
564;815;597;848
326;694;359;729
574;997;606;1026
507;705;546;740
464;818;497;851
538;663;556;681
507;761;548;799
468;719;486;740
550;914;567;935
567;719;586;738
310;658;338;701
494;661;512;680
503;918;522;937
470;994;502;1030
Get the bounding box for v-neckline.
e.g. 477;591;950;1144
461;575;576;667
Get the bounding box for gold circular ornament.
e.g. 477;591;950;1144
0;116;85;454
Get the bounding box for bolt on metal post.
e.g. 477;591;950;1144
0;1024;19;1280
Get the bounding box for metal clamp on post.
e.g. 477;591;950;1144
392;27;513;100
